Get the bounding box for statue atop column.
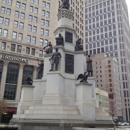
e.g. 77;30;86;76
49;48;62;71
55;33;64;46
59;0;70;10
86;55;93;77
43;42;53;54
75;38;83;51
37;59;44;79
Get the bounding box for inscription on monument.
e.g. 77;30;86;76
65;31;73;43
65;54;74;74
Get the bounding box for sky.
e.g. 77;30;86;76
126;0;130;23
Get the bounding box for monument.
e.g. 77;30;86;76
10;0;114;129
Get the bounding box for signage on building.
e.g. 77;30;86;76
1;54;28;63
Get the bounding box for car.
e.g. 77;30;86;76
120;122;129;126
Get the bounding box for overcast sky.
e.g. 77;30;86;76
126;0;130;23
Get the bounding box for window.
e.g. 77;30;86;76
17;45;22;53
0;62;3;83
6;8;11;15
15;11;19;18
11;44;15;52
32;36;36;44
34;7;38;14
45;30;49;36
41;19;45;25
33;26;37;33
34;17;37;23
12;32;17;39
18;33;23;41
19;22;24;29
1;42;6;50
22;3;26;10
42;1;46;7
31;48;35;55
42;10;45;16
40;38;44;46
16;1;20;8
39;50;43;57
26;47;30;54
14;21;18;28
0;17;4;24
41;28;44;35
1;7;5;14
35;0;39;5
27;35;31;43
30;0;34;3
30;6;33;12
46;20;49;27
5;18;9;25
8;0;12;5
29;15;33;22
46;3;50;9
21;12;25;19
46;11;50;17
28;25;32;31
0;28;2;35
2;0;6;4
3;29;8;37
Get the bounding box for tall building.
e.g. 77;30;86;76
91;53;122;120
85;0;130;121
0;0;85;123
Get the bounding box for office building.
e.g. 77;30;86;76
85;0;130;121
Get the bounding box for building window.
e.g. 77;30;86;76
39;50;43;57
22;66;33;85
34;16;37;23
1;42;6;50
16;1;20;8
35;0;39;5
6;8;11;15
28;24;32;31
33;26;37;33
41;19;45;25
1;7;5;14
21;12;25;19
42;1;46;7
8;0;12;5
27;35;31;43
30;0;34;3
34;7;38;14
46;3;50;9
40;38;44;46
12;32;17;39
41;28;44;35
29;15;33;22
18;33;23;41
11;44;15;52
46;11;50;17
0;17;4;24
0;28;2;35
5;18;9;25
17;45;22;53
30;6;33;12
45;30;49;36
3;29;8;37
31;48;35;55
32;36;36;44
4;63;19;100
22;3;26;10
14;21;18;28
42;10;45;16
26;47;30;54
46;20;49;27
2;0;6;4
19;22;24;29
15;11;19;18
0;62;3;83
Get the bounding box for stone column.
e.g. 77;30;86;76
33;66;37;80
0;61;9;100
15;64;24;101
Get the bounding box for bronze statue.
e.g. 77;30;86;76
87;55;93;76
55;33;64;46
25;77;33;85
59;0;70;10
43;42;53;54
75;38;83;51
77;72;88;83
37;59;44;79
49;48;62;71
